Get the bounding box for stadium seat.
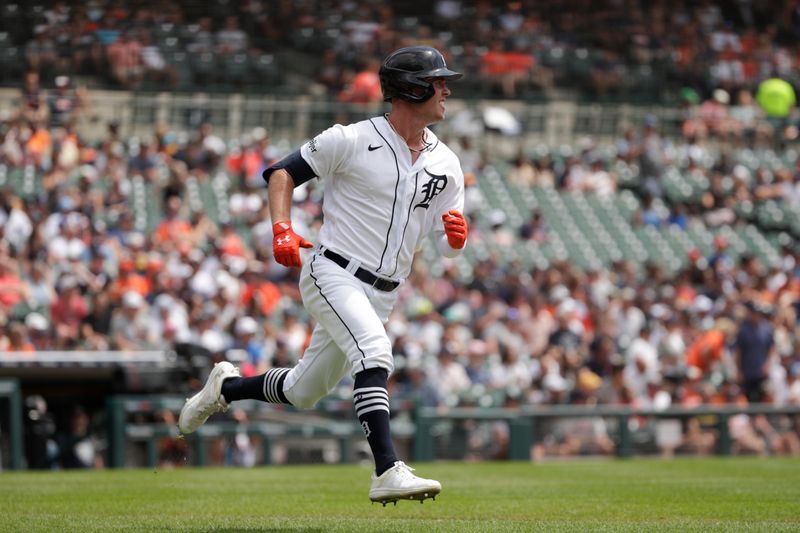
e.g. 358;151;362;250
190;52;218;87
224;53;249;89
0;46;24;82
249;54;280;87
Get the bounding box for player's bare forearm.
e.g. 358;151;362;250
268;169;296;224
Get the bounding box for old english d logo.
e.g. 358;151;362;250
414;169;447;209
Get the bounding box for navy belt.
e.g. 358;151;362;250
322;249;400;292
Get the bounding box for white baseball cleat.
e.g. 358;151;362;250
178;361;240;434
369;461;441;506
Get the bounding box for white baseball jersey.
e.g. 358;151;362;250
299;114;465;281
280;114;465;407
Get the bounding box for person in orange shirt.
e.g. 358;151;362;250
217;223;246;258
110;258;150;300
153;195;193;249
481;41;534;98
686;317;736;379
26;121;52;168
337;58;384;103
6;322;35;353
0;259;27;314
240;261;280;317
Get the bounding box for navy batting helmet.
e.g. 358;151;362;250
379;46;462;103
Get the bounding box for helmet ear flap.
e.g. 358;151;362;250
380;66;435;103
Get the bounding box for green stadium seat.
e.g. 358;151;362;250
224;53;249;88
249;54;279;86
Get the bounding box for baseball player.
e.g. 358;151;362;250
179;46;468;505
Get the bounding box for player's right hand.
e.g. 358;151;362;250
272;220;313;267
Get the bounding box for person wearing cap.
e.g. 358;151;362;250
109;290;153;350
109;257;150;301
25;312;53;351
700;88;732;139
48;75;80;128
708;235;733;272
231;316;266;376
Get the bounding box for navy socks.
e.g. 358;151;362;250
221;368;291;404
353;368;398;476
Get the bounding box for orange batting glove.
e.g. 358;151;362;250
442;209;468;249
272;220;313;267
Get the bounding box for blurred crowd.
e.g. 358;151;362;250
1;0;800;463
3;0;800;101
0;76;798;463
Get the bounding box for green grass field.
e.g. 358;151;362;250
2;458;799;532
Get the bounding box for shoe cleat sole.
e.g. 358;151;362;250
371;490;440;506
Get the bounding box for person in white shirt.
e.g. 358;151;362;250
179;46;467;505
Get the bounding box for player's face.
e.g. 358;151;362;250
420;78;451;124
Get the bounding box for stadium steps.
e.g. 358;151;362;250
211;171;232;225
614;161;641;190
477;163;524;229
533;187;599;269
585;193;645;264
131;175;150;233
735;224;781;267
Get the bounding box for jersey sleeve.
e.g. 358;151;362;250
299;123;355;179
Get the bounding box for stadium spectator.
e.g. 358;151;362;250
545;389;616;457
435;346;472;400
337;58;384;104
5;321;35;353
80;291;114;350
216;16;248;56
25;26;59;78
19;71;49;124
56;406;104;469
0;258;26;319
106;31;144;88
139;31;177;88
1;3;798;463
109;290;152;350
25;313;54;351
481;40;535;98
506;150;536;187
5;0;800;103
735;301;776;403
50;275;88;348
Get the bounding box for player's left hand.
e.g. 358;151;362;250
442;210;468;249
272;220;313;267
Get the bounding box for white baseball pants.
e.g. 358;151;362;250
282;249;398;408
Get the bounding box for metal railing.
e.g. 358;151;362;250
3;386;798;469
414;404;800;460
102;394;800;468
0;350;174;366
